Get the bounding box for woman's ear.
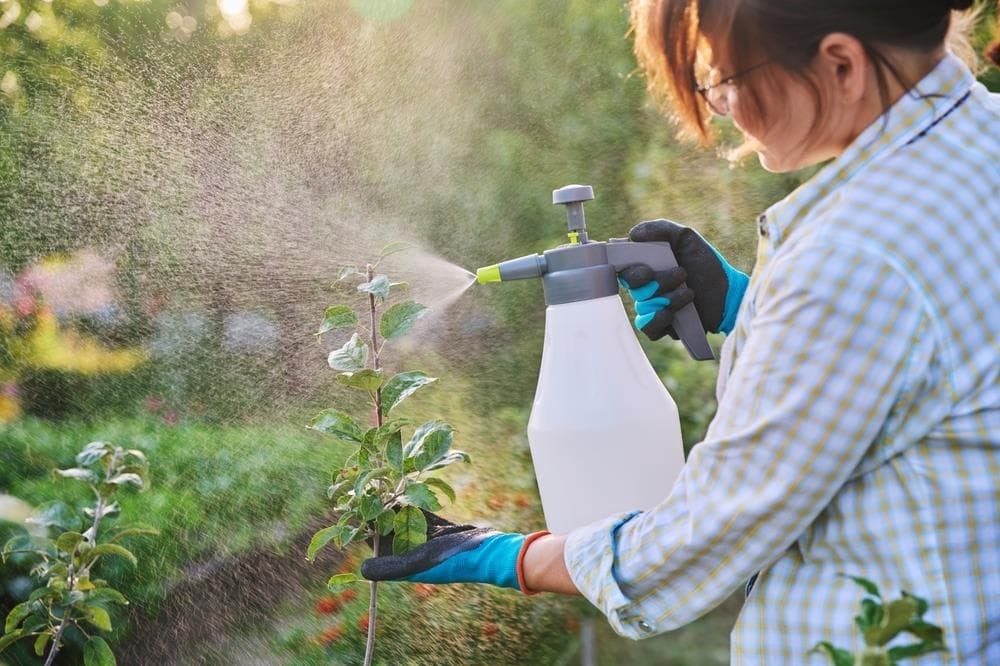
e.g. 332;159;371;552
815;33;869;105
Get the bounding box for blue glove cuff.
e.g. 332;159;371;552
718;268;749;335
404;532;524;590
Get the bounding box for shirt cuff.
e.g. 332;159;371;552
563;510;657;640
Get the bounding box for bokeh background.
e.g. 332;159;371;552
1;1;997;664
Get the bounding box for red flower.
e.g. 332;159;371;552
412;583;436;599
314;595;342;615
357;613;370;633
317;624;344;645
340;588;358;604
482;622;499;639
162;411;179;426
144;395;164;413
565;613;580;633
513;493;532;509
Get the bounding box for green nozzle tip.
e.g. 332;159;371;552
476;264;502;285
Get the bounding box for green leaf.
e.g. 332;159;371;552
336;368;384;392
403;421;452;458
422;450;470;472
109;526;159;543
379;301;428;341
856;597;884;632
55;531;86;555
423;477;456;503
89;587;129;606
328;333;369;372
864;597;919;646
381;371;437;413
392;506;427;555
84;543;138;568
309;409;364;442
77;441;112;466
318;305;358;335
107;473;144;488
809;641;855;666
84;606;113;632
905;620;944;644
400;481;442;512
307;526;343;562
377;240;412;262
326;479;353;501
357;274;390;299
5;601;34;633
27;501;81;532
901;590;929;617
125;449;147;463
887;640;945;661
840;573;882;599
84;501;121;520
337;266;361;282
83;636;116;666
0;630;26;653
386;433;403;471
55;467;98;483
327;573;360;590
376;509;396;535
33;630;51;657
354;468;390;497
358;495;383;521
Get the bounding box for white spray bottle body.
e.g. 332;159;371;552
527;293;686;534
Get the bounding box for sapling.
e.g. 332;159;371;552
307;246;470;666
811;574;946;666
0;441;157;665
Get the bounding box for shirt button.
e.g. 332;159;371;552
757;214;768;237
637;619;653;633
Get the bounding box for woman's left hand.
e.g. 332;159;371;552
360;510;549;593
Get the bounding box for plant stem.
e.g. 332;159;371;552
44;615;68;666
364;533;380;666
364;263;381;666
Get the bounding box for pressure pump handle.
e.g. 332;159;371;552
606;239;715;361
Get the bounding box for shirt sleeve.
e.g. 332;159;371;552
563;239;930;639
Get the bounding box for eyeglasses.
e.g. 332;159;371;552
695;60;772;116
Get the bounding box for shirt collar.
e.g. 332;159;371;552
759;52;976;246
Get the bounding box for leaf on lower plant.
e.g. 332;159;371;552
83;605;113;632
392;506;427;555
379;301;428;341
318;305;357;335
381;371;436;413
327;573;360;590
83;636;116;666
400;482;442;512
809;641;855;666
309;409;363;442
307;525;343;562
328;333;369;372
423;477;456;503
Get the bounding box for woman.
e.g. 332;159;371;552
363;1;1000;662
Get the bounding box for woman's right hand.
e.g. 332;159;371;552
618;219;749;340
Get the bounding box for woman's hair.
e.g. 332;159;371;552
630;0;1000;143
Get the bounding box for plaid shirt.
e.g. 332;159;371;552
564;53;1000;664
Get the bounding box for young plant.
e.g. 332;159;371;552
307;248;470;666
811;574;946;666
0;441;157;665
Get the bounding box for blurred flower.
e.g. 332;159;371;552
316;624;344;645
356;613;369;633
513;492;532;509
162;411;179;426
412;583;436;599
482;621;499;639
339;588;358;604
18;250;117;319
487;493;507;511
314;595;342;615
145;395;165;413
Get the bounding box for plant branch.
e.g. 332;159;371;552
366;264;383;428
364;533;380;666
44;615;68;666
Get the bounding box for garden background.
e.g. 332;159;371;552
1;1;997;664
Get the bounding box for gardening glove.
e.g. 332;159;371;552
618;219;749;340
360;510;549;594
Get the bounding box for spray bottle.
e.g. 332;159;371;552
476;185;713;534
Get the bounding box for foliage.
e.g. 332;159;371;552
810;574;946;666
307;252;470;665
0;440;156;665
